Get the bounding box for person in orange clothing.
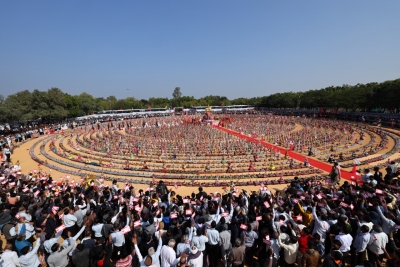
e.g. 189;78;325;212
297;203;313;227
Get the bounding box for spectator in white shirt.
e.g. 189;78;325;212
277;235;299;267
73;203;90;227
19;233;42;267
191;228;209;266
18;209;32;223
311;206;330;243
92;218;104;238
109;227;125;259
352;225;370;266
206;221;220;267
367;225;388;265
334;225;353;261
176;235;191;257
17;217;35;244
1;242;20;267
160;239;186;267
62;208;78;238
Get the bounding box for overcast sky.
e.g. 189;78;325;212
1;1;399;100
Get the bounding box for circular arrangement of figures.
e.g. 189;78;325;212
28;113;400;187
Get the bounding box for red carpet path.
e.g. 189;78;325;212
213;125;355;181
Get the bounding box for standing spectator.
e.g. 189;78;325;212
187;246;203;267
1;242;20;267
219;224;231;267
72;244;91;267
191;228;208;267
352;225;370;266
206;221;220;267
160;239;185;267
241;223;258;266
367;225;388;266
301;240;320;267
19;237;43;267
47;238;76;267
4;144;11;162
228;237;246;267
278;235;299;267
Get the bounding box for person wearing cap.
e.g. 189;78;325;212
187;246;203;267
190;227;208;266
18;230;42;267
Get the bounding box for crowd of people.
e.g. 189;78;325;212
1;151;400;267
1;111;400;267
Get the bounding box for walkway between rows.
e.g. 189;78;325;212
212;125;355;181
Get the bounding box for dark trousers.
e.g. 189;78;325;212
200;249;207;267
207;244;219;267
6;153;11;162
367;249;384;267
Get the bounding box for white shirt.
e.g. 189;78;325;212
111;231;125;247
19;238;41;267
312;207;330;242
63;214;77;228
277;239;298;264
176;242;190;257
187;251;203;267
92;223;104;237
353;232;371;253
0;250;20;267
207;229;220;245
367;231;388;255
191;235;208;251
44;231;63;254
17;223;35;240
18;212;32;223
160;245;180;267
335;232;353;252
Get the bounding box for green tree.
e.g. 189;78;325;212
172;87;182;99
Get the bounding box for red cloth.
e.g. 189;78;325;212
298;234;312;253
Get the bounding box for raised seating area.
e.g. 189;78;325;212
27;114;400;186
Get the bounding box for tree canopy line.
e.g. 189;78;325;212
0;78;399;123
